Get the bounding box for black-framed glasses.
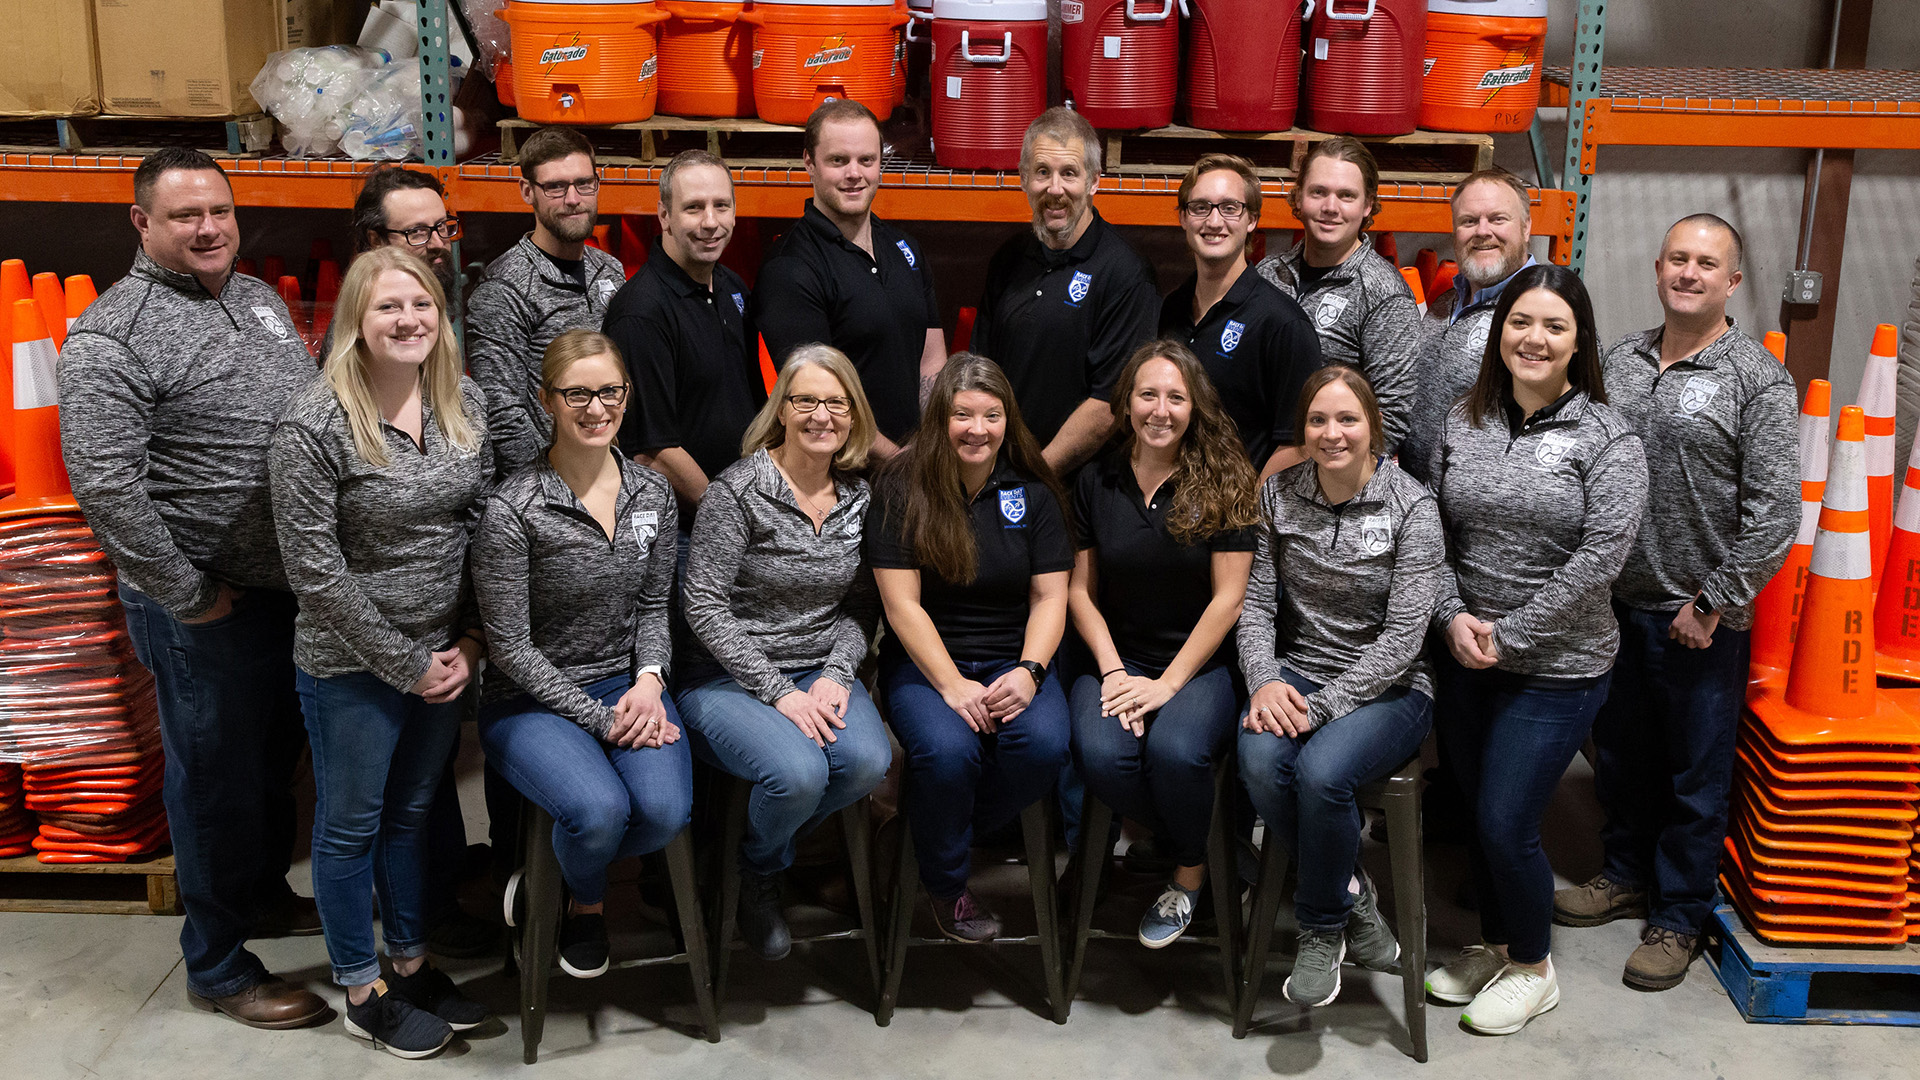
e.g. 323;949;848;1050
785;394;852;416
550;383;629;408
383;217;462;247
532;174;601;199
1180;199;1248;222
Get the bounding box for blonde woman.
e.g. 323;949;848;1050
269;246;490;1058
676;345;890;960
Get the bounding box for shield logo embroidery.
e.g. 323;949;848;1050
999;487;1027;527
1220;320;1246;353
630;509;659;552
895;239;916;268
250;305;290;340
731;292;745;314
597;279;617;301
1315;295;1350;330
1359;513;1392;556
1066;271;1092;305
1677;377;1720;416
1535;430;1578;468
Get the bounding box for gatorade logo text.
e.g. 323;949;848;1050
639;55;657;81
753;49;764;70
539;45;589;66
1476;64;1536;91
803;42;855;69
1061;1;1083;22
1423;57;1436;77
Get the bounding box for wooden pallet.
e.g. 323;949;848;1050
498;115;805;168
0;114;274;157
1706;903;1920;1025
0;851;180;916
1102;125;1495;182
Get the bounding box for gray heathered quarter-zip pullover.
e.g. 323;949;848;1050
681;450;878;705
1239;457;1446;729
1399;260;1536;484
1431;390;1648;679
269;377;491;691
1601;322;1799;631
471;452;677;738
1256;240;1422;453
59;250;319;620
466;234;626;475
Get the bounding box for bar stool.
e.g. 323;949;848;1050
1064;761;1244;1018
511;802;720;1064
875;794;1069;1025
1233;755;1427;1062
709;776;884;1017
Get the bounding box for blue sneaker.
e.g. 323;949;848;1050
1138;881;1199;949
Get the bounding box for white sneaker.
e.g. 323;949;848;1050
1462;959;1560;1035
1425;943;1507;1004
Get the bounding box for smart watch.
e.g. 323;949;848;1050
1015;660;1047;687
1693;592;1716;618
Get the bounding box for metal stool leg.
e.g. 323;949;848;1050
841;796;884;1005
1020;799;1068;1024
876;817;917;1026
664;827;721;1042
1205;763;1242;1015
710;777;750;1005
519;804;563;1064
1064;792;1115;1008
1385;784;1428;1062
1233;820;1291;1039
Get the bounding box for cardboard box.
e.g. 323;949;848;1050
94;0;281;117
281;0;361;51
0;1;100;117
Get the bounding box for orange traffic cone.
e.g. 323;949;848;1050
757;334;776;395
1752;379;1832;682
1857;324;1899;582
1764;330;1787;363
63;276;95;331
1783;406;1878;721
0;261;22;491
31;274;65;351
1400;266;1427;316
313;259;340;342
1875;425;1920;680
1373;231;1397;264
0;260;28;315
1414;248;1438;295
0;299;72;512
277;275;310;339
1430;260;1459;303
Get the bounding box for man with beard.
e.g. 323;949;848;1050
1400;168;1537;484
469;127;627;475
316;165;462;362
754;100;945;455
973;108;1159;474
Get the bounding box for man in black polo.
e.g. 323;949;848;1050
604;148;763;515
753;100;945;455
973;108;1159;475
1161;153;1324;477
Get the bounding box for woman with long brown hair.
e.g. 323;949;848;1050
867;353;1074;942
1066;339;1259;947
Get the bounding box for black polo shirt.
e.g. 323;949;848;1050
1161;270;1325;466
1072;452;1256;673
866;459;1075;665
603;239;764;479
752;201;942;443
972;210;1160;446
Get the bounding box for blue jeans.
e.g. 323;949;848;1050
883;657;1071;899
479;674;693;904
298;669;463;987
119;584;307;999
1070;662;1240;867
677;669;891;876
1434;652;1611;964
1595;603;1750;935
1239;669;1432;931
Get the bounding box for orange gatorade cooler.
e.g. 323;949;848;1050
501;0;672;124
740;0;910;125
1419;0;1547;133
658;2;756;117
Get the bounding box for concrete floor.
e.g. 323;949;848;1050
3;755;1914;1080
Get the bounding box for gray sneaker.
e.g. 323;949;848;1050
1283;927;1347;1007
1344;868;1400;971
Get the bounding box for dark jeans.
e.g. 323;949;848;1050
883;656;1071;899
1434;652;1611;965
1070;661;1240;867
119;583;307;999
480;675;692;904
298;669;463;987
1595;603;1750;935
1239;669;1432;931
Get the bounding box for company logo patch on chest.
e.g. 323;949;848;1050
597;279;618;302
1359;514;1392;556
1066;271;1093;306
999;486;1027;527
1220;319;1245;353
1535;430;1579;468
631;510;659;551
1316;295;1350;330
1677;376;1721;416
895;240;916;268
731;292;745;314
251;306;291;340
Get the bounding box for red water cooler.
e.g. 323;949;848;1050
1062;0;1179;129
1184;0;1309;131
1303;0;1425;135
931;0;1048;169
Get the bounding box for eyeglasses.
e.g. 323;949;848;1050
550;383;629;408
383;217;462;247
1180;199;1249;222
785;394;852;416
531;175;601;199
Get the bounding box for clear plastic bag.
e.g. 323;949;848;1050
341;59;425;161
250;45;393;158
461;0;510;79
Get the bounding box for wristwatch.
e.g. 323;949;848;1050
1693;592;1717;618
1015;660;1047;687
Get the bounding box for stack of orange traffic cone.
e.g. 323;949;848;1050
1751;379;1831;685
1857;325;1900;582
0;763;31;857
1726;406;1920;945
30;274;65;351
63;276;95;333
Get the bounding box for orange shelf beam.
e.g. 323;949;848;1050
1579;99;1920;173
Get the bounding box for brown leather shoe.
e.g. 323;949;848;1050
251;894;324;939
188;980;330;1029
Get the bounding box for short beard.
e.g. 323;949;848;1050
1461;247;1524;290
539;207;597;244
